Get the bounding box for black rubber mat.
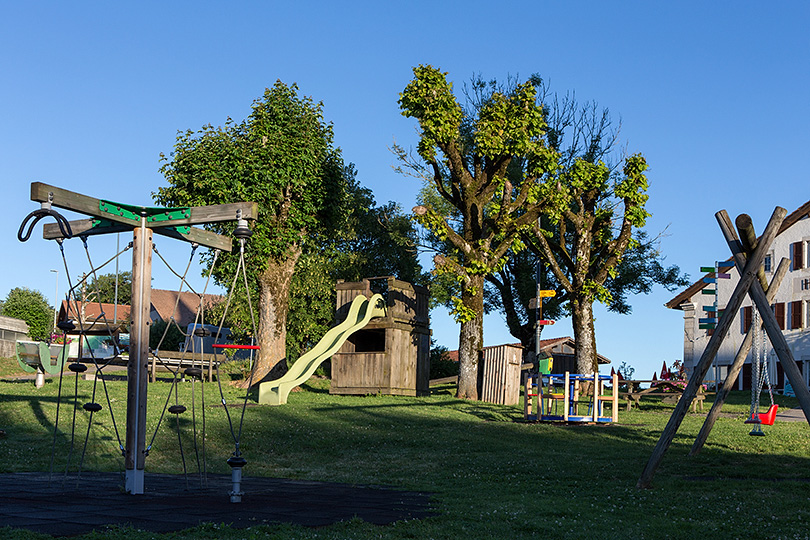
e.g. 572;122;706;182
0;471;435;537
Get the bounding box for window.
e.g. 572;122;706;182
764;253;772;272
774;302;786;330
791;300;803;330
742;305;753;333
793;242;804;271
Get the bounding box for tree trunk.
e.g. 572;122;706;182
571;294;598;374
236;246;301;388
457;275;484;400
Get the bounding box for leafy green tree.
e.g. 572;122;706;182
155;81;349;385
285;170;426;361
398;65;560;399
3;287;53;341
149;318;186;351
80;271;132;305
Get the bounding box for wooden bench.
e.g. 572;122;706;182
620;381;710;413
149;351;222;382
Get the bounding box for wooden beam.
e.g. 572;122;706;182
151;226;233;252
717;212;810;424
689;256;789;456
637;206;785;489
31;182;258;229
43;219;234;252
162;202;259;225
43;219;131;239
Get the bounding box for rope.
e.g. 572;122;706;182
47;236;131;486
147;242;222;487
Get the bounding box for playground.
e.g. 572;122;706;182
0;361;809;539
2;187;810;539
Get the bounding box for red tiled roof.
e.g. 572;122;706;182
149;289;222;327
58;289;222;328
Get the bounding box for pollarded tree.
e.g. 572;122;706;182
155;81;349;385
523;92;658;374
398;65;561;399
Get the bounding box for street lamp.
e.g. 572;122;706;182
50;269;59;332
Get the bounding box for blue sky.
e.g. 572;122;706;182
2;2;809;380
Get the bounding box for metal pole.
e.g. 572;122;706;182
50;269;59;331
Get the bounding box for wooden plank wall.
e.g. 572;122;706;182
481;344;522;405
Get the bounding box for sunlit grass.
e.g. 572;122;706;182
1;369;809;539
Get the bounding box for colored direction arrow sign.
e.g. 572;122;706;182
703;277;717;283
700;266;716;273
703;305;717;312
699;324;716;330
702;288;717;295
538;320;555;325
699;317;718;324
717;273;731;279
537;290;556;297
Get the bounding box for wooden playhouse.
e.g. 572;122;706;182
330;277;430;397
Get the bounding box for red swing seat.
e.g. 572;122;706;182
758;403;778;426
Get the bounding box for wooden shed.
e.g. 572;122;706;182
330;277;430;397
481;344;523;405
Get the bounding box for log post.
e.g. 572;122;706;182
125;220;152;494
637;207;785;489
717;213;810;424
690;256;789;456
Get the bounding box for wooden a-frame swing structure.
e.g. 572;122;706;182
22;182;257;495
637;206;810;488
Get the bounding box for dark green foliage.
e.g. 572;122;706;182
149;318;186;351
1;287;52;341
429;342;458;379
155;80;348;281
286;171;425;361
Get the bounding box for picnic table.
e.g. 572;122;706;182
620;380;710;413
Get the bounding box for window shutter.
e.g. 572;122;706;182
793;242;804;270
791;300;803;330
743;306;753;333
775;302;786;330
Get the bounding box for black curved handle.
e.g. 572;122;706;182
17;208;73;242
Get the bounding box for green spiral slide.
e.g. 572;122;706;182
258;293;386;405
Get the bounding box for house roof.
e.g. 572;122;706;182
665;200;810;310
60;300;131;323
446;337;611;365
58;289;222;329
149;289;221;327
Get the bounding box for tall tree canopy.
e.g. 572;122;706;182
155;81;348;384
398;65;560;399
78;271;132;305
520;88;687;373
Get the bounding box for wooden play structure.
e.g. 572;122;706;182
638;207;810;488
523;371;619;423
18;182;257;495
330;277;430;397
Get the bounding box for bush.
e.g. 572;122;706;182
429;343;458;379
2;287;52;341
149;319;186;351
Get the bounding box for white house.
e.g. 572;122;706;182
666;201;810;390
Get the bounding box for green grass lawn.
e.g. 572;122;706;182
1;359;809;540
